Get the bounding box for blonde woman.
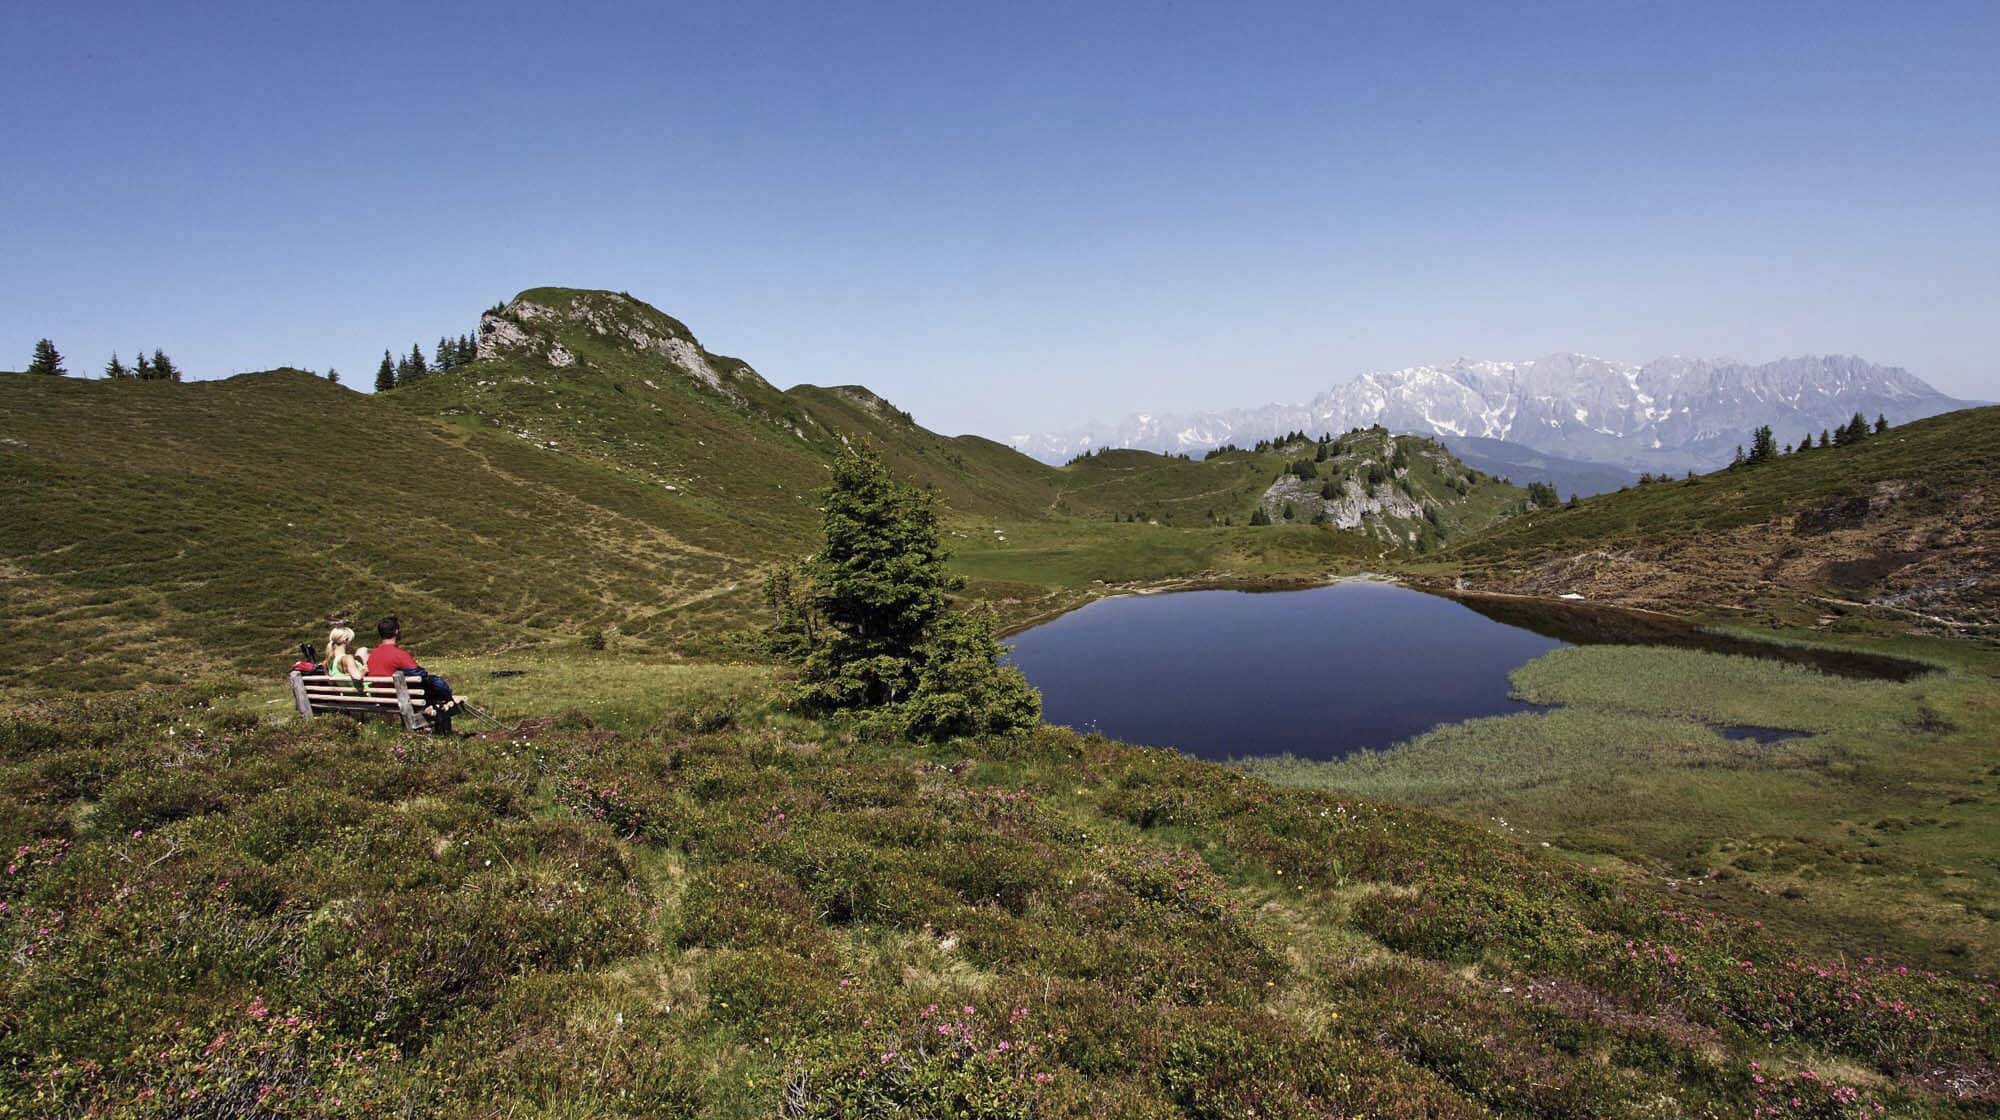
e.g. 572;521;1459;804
323;625;370;688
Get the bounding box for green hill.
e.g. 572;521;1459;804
1450;406;2000;638
0;288;1524;689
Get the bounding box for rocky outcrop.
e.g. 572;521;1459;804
477;289;768;397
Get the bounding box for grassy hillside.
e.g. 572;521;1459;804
1449;407;2000;637
0;289;1526;688
4;669;1991;1117
0;371;777;691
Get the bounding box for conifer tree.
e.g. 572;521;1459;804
1874;413;1889;434
405;342;428;383
1819;429;1831;449
1731;445;1747;468
1248;506;1273;526
798;447;954;708
26;339;65;376
134;352;154;380
154;350;181;382
104;353;130;380
1748;425;1777;464
434;337;451;371
376;351;396;392
325;368;340;385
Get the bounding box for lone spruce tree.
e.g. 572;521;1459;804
26;339;65;376
791;446;1039;737
376;351;396;392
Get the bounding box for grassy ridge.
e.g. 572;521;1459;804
1450;406;2000;634
3;670;1991;1116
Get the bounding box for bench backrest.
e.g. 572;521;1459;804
288;670;428;731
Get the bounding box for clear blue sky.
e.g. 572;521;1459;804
7;1;1997;435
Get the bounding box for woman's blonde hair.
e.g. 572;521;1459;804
325;625;356;669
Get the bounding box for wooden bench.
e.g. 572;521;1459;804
288;670;432;731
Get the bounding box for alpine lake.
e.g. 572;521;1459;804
1003;580;1925;762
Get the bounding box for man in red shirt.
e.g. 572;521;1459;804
367;616;463;733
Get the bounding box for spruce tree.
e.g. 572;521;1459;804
1749;425;1777;464
376;351;396;392
1819;429;1831;449
434;336;450;371
405;342;428;383
104;353;130;380
325;368;340;385
1874;413;1889;434
26;339;65;376
798;447;954;709
1731;445;1747;468
1248;506;1273;526
135;352;154;380
152;350;180;382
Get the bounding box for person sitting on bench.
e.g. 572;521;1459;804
365;615;465;732
323;624;370;691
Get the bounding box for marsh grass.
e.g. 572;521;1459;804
1249;641;2000;969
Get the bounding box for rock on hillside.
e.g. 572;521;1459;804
1253;428;1526;548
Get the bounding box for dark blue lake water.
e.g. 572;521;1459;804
1005;581;1567;761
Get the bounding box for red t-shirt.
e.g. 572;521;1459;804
366;643;419;678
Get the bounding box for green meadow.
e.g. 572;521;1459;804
7;656;1995;1117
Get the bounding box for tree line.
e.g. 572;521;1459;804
376;334;476;391
1732;412;1889;467
23;339;185;381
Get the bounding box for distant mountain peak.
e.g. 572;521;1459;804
1014;353;1970;472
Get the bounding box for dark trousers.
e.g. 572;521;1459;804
405;670;456;732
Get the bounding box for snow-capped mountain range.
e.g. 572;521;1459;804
1011;354;1973;473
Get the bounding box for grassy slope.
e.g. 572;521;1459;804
3;671;1991;1117
1449;406;2000;636
0;372;771;690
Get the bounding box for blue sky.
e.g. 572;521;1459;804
6;1;1997;435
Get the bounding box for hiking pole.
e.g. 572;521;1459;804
460;701;504;728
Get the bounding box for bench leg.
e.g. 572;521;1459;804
288;672;313;719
